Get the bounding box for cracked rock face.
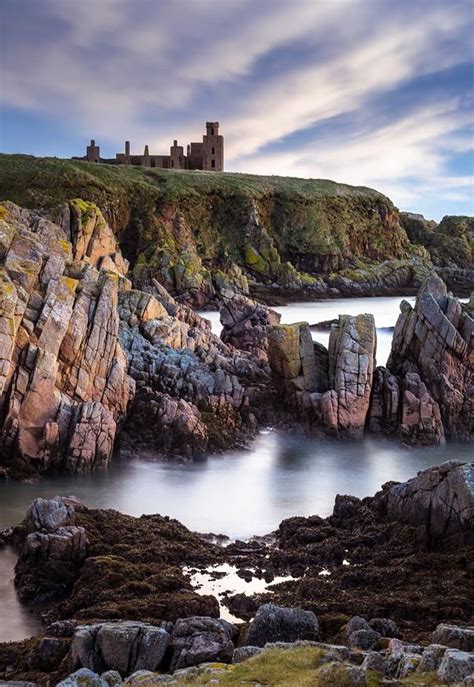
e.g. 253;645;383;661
381;461;474;546
0;201;135;476
388;273;473;442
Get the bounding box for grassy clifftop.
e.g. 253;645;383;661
0;154;415;304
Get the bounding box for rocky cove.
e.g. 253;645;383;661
0;160;472;686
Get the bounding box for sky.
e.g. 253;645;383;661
0;0;473;220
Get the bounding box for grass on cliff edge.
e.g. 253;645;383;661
0;154;388;209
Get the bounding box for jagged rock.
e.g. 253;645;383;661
326;313;376;438
0;202;135;476
438;649;474;684
400;371;445;446
69;622;170;675
168;616;237;671
432;624;474;651
368;366;400;436
220;290;280;363
388;274;473;442
267;322;322;393
380;461;474;546
244;604;320;647
14;497;88;603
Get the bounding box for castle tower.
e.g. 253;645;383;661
143;145;151;167
86;139;100;163
124;141;131;164
170;139;185;169
202;122;223;171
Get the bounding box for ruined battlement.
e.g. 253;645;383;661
78;122;224;171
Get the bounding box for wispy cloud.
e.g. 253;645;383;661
1;0;473;218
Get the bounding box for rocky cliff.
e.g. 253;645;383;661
0;192;471;478
1;154;471;308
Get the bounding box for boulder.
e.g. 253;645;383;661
438;649;474;684
314;661;365;686
381;461;474;546
348;628;381;651
169;616;237;671
432;624;474;652
70;622;170;676
57;668;108;687
244;604;320;647
369;617;399;638
419;644;448;672
232;646;263;663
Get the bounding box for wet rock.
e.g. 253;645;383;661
438;649;474;684
244;604;320;647
400;371;445;446
381;461;474;546
432;624;474;651
36;636;69;671
169;616;237;671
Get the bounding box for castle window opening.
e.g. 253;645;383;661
211;160;215;168
212;146;215;154
211;128;214;135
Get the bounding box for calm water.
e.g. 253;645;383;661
0;295;471;641
199;295;416;365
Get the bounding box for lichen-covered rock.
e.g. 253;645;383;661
69;622;171;675
0;202;135;476
438;649;474;684
168;616;237;671
388;273;473;442
57;668;108;687
244;604;320;647
314;661;366;686
381;461;474;546
326;313;376;438
268;322;323;394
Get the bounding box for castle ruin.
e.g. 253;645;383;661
77;122;224;171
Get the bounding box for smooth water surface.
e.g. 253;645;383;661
1;432;471;538
199;295;415;365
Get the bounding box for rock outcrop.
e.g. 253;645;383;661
0;201;135;476
14;496;88;603
244;604;320;647
387;273;473;442
380;461;474;546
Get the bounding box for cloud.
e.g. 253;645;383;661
1;0;473;218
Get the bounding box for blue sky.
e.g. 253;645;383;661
1;0;473;220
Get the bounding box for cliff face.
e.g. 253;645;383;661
0;154;435;307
